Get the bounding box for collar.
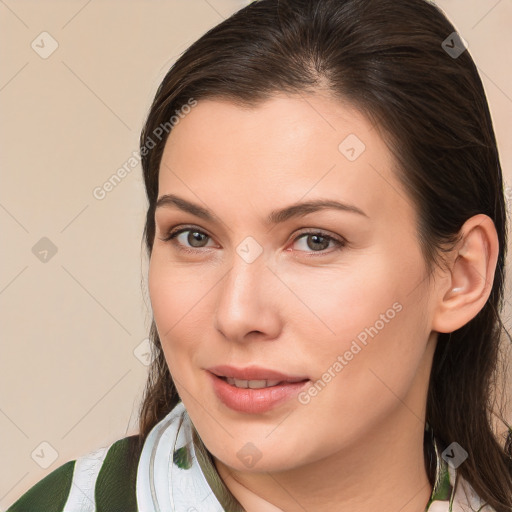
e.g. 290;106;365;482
135;401;492;512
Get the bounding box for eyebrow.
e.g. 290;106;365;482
155;194;369;225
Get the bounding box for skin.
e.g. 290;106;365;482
148;91;498;512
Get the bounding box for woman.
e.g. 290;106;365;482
7;0;512;511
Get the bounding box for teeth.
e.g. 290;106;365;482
234;378;249;388
248;379;281;389
226;378;282;389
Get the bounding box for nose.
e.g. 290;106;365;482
213;250;282;343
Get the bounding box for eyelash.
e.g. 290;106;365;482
159;225;346;257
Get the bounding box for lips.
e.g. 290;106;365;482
206;365;311;413
207;364;309;383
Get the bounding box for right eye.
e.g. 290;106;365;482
159;226;217;254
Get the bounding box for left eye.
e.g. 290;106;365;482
160;227;345;255
292;232;345;253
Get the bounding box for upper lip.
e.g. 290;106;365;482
207;365;309;382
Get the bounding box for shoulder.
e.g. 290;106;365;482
6;435;142;512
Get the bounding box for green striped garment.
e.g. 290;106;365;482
6;402;496;511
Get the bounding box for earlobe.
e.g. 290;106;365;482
432;214;499;334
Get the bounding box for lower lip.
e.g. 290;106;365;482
207;372;310;414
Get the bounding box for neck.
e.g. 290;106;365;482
215;407;433;512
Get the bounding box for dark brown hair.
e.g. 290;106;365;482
135;0;512;509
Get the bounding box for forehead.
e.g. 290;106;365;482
157;93;414;225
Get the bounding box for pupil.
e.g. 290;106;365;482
308;234;328;251
189;231;207;247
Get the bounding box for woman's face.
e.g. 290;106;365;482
148;92;440;472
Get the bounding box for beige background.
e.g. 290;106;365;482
0;0;511;507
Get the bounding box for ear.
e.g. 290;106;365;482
432;214;499;334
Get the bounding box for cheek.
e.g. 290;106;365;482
278;255;406;362
148;254;207;373
148;252;204;331
288;249;430;407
